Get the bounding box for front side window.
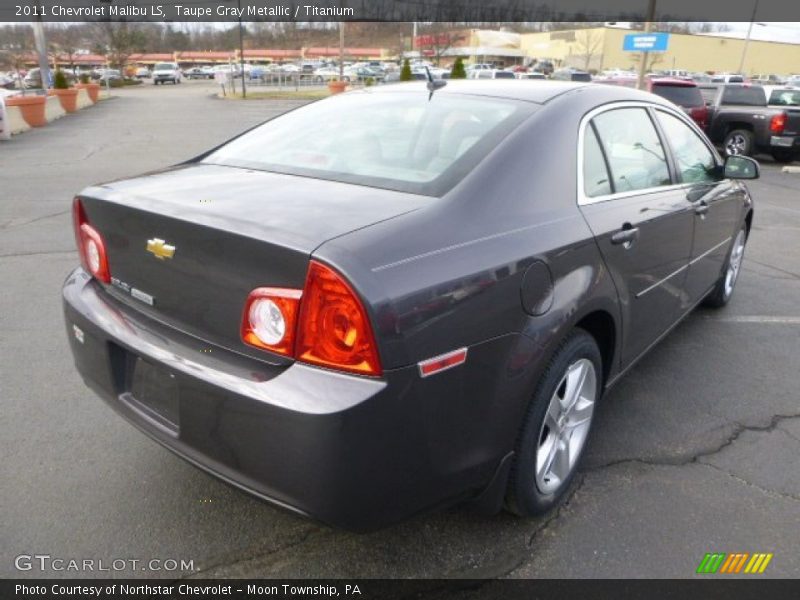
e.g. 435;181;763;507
591;108;671;193
655;111;718;184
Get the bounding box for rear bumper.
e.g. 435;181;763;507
62;268;507;530
768;135;800;149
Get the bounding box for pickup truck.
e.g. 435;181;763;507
699;83;800;163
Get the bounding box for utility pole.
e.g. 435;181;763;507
32;4;51;90
636;0;657;91
339;22;345;81
737;0;761;75
238;0;246;98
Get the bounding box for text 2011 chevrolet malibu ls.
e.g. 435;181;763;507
63;81;757;530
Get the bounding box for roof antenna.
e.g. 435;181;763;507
425;66;446;101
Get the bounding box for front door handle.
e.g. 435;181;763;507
695;201;709;216
611;225;640;247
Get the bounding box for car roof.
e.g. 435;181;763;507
367;80;603;104
366;80;675;107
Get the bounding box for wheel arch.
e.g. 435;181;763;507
574;309;617;386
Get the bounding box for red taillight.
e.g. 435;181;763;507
72;198;111;284
241;288;302;357
770;113;787;134
296;261;382;376
241;261;382;376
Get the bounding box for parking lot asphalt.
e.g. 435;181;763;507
1;80;799;581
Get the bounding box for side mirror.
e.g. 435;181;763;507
723;155;760;180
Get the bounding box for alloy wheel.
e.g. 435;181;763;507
724;229;746;298
535;358;597;494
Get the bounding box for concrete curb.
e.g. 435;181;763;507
781;166;800;174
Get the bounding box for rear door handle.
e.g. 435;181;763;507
695;201;709;216
611;226;640;246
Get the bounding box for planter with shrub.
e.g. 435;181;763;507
75;74;101;103
52;70;79;112
327;79;347;94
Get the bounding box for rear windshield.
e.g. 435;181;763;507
494;71;516;79
202;91;534;196
721;86;766;106
652;84;704;107
768;89;800;106
571;72;592;82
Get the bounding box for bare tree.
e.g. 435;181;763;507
0;25;34;91
92;21;147;73
48;25;85;72
574;29;603;70
416;26;467;66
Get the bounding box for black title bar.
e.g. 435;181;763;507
1;0;800;23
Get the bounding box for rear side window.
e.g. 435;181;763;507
591;108;671;193
720;86;766;106
652;84;704;108
655;111;718;184
768;89;800;106
583;125;612;197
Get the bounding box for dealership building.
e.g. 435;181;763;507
519;26;800;74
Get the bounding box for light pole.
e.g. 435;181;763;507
237;0;246;98
737;0;763;76
636;0;657;91
32;2;51;90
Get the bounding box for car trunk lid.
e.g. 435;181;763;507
78;164;427;361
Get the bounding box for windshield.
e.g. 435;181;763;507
652;84;703;107
154;63;175;71
203;91;534;196
768;89;800;106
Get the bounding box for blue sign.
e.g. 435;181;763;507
623;33;670;53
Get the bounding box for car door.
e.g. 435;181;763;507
653;108;744;309
578;105;696;367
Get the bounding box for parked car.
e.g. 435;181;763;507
152;62;182;85
134;67;150;79
63;81;757;531
647;79;709;130
763;85;800;109
184;67;212;80
0;73;16;89
384;71;427;83
552;68;592;82
97;69;122;83
701;83;800;162
468;69;516;80
516;72;546;80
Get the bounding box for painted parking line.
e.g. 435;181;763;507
703;316;800;324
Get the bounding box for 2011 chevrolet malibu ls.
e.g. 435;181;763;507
63;81;758;531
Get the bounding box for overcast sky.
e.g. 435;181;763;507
717;22;800;43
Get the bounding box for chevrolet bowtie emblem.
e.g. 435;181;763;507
146;238;176;260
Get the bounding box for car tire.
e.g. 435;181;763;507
723;129;754;157
703;224;748;308
506;329;602;517
771;150;796;164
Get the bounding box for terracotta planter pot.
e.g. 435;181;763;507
53;88;80;113
327;81;347;94
5;95;47;127
76;82;101;103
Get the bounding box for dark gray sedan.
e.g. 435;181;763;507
63;81;757;530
